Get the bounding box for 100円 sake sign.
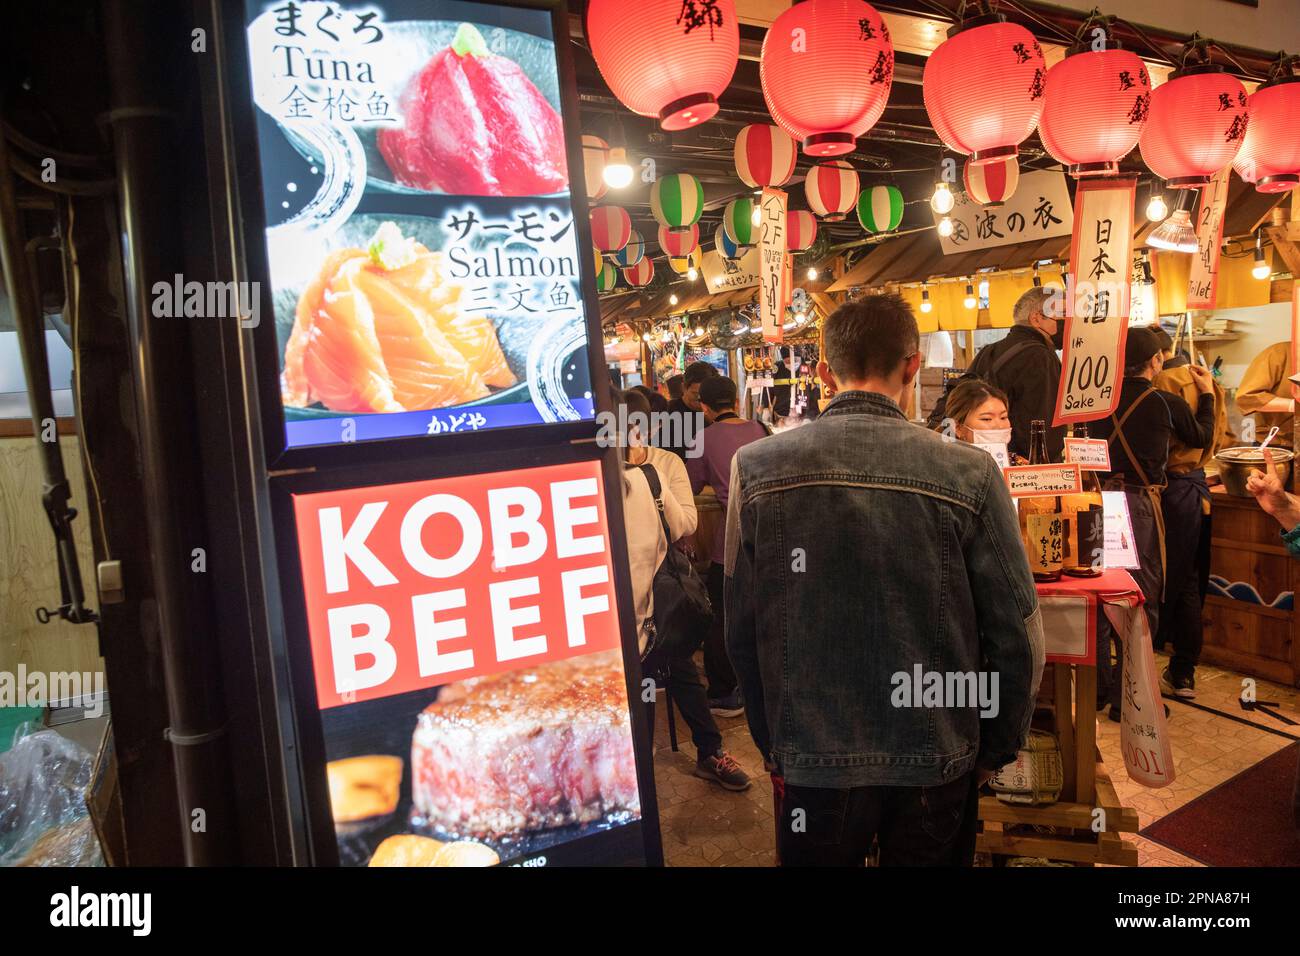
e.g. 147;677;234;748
759;187;790;343
1054;177;1136;426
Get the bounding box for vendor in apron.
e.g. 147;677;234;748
1152;337;1228;700
1088;328;1217;719
1236;341;1294;449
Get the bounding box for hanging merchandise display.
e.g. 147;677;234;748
805;160;859;221
623;257;655;287
857;184;904;233
583;134;610;201
715;223;741;260
596;260;618;292
590;205;632;253
734;123;799;188
759;0;894;157
1232;61;1300;193
585;0;739;130
612;229;646;267
923;14;1046;164
787;210;818;252
650;172;705;232
723;197;759;248
1139;63;1249;188
1038;40;1151;178
659;223;700;259
963;155;1020;206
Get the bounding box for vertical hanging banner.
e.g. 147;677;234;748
759;187;789;343
1054;177;1137;426
1187;166;1232;310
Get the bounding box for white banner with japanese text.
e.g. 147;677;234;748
1188;166;1231;310
1054;177;1136;426
759;187;789;343
935;168;1073;256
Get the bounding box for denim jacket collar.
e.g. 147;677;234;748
819;389;907;421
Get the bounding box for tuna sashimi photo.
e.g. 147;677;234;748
378;23;569;196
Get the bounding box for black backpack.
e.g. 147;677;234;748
924;339;1035;430
637;463;714;660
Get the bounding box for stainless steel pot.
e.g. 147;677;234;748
1214;445;1294;497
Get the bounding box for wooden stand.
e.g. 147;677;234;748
977;662;1139;866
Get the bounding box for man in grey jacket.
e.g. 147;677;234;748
724;294;1045;866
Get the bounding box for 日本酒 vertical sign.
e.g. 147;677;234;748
759;187;789;343
1187;166;1231;310
1054;177;1136;426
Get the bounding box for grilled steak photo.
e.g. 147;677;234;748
410;650;641;841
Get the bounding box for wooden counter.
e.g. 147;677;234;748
1204;489;1300;687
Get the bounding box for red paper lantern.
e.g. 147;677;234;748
923;16;1045;164
1233;75;1300;193
805;160;859;221
963;156;1019;206
590;206;632;252
1139;65;1249;189
787;210;818;252
760;0;893;157
1039;46;1150;177
658;223;700;259
624;257;655;287
735;124;798;188
586;0;739;131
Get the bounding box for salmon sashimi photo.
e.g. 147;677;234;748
280;223;513;415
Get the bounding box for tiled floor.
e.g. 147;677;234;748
650;652;1300;867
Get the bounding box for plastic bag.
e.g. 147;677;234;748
0;723;104;866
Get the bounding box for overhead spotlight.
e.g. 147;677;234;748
963;281;976;310
641;332;651;341
694;325;704;336
669;293;679;305
920;283;932;313
931;181;955;215
1253;232;1271;280
807;266;818;280
1146;209;1197;254
687;267;698;281
751;204;762;226
1032;262;1042;287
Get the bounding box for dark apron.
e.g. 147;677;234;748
1107;388;1167;600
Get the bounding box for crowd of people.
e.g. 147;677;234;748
610;287;1291;866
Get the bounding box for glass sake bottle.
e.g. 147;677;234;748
1019;420;1063;582
1062;423;1105;577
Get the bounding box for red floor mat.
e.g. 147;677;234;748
1140;743;1300;866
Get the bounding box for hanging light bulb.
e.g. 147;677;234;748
603;147;634;189
669;293;679;305
937;216;954;238
1253;232;1271;280
751;203;762;226
1032;262;1042;287
1146;190;1169;223
687;266;698;281
930;180;955;215
694;325;704;336
807;266;818;280
641;331;651;341
920;283;932;313
963;280;976;310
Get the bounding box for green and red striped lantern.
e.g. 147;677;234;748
623;257;654;287
596;260;618;292
589;205;632;252
650;172;704;233
857;184;904;233
723;197;758;247
658;223;699;259
787;210;817;252
669;247;703;274
963;156;1019;206
613;229;646;267
805;160;859;221
734;123;798;188
715;224;741;260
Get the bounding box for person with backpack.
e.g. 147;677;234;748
614;387;751;792
964;286;1067;461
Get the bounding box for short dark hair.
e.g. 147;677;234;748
822;294;919;383
632;384;668;415
666;374;684;400
699;375;738;411
682;361;718;388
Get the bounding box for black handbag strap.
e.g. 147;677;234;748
636;462;675;551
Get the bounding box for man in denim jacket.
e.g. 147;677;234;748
724;294;1045;866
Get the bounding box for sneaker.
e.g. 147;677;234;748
1160;667;1197;699
695;750;752;791
708;693;744;718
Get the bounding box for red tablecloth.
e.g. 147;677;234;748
1035;569;1142;664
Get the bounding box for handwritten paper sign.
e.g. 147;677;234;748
935;168;1073;256
1004;463;1082;498
701;246;760;291
759;187;790;343
1063;437;1111;471
1102;490;1140;570
1054;177;1136;427
1105;602;1175;788
1188;166;1231;310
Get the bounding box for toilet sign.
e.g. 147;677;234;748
1187;166;1231;310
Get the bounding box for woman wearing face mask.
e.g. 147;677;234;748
933;379;1027;465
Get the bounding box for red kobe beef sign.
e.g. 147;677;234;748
292;460;623;708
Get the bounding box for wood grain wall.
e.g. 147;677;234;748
0;434;102;677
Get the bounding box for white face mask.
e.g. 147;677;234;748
969;426;1013;445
